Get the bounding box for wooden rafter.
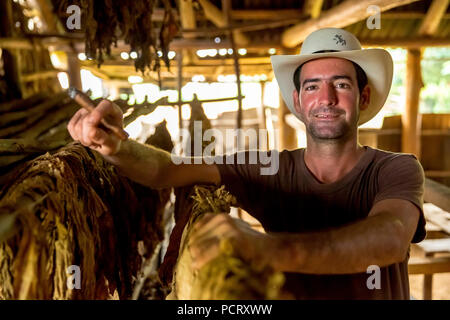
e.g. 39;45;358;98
197;0;249;45
418;0;449;36
303;0;324;19
282;0;422;48
35;0;59;33
179;0;197;39
231;9;303;20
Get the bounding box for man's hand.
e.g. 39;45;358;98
67;100;124;156
187;213;276;271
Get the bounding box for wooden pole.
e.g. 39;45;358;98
177;50;184;143
0;0;22;99
222;0;243;148
67;52;82;90
278;49;297;151
179;0;197;38
257;81;267;131
401;48;423;158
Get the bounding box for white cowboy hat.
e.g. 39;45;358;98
271;28;393;125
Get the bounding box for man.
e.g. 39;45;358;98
68;28;426;299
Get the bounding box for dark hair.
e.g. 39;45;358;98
293;60;368;94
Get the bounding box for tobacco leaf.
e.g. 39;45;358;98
0;142;170;299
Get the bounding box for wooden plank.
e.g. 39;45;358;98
401;48;422;158
282;0;422;48
418;0;449;36
408;256;450;274
229;10;450;21
231;9;303;20
424;180;450;214
425;220;444;232
416;239;450;254
425;171;450;178
21;70;60;82
360;37;450;48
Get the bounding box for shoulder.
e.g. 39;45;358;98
371;148;423;173
369;147;424;186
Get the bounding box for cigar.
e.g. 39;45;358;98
68;87;128;141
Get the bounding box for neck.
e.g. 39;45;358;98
304;133;365;184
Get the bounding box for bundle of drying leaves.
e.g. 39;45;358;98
0;143;169;299
169;185;287;300
53;0;179;74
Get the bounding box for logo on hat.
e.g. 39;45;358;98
333;34;346;46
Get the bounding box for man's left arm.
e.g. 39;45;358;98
267;198;420;274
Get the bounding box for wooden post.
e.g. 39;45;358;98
179;0;197;38
177;50;184;142
278;49;297;151
67;52;82;90
423;252;434;300
222;0;243;148
257;81;267;130
0;0;22;99
402;48;423;158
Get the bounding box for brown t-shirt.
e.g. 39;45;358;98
216;146;426;300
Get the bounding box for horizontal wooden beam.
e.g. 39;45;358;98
21;70;60;82
425;171;450;178
182;17;304;37
229;10;450;20
360;37;450;48
408;256;450;275
230;9;303;20
282;0;422;47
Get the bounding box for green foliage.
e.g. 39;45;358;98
385;48;450;114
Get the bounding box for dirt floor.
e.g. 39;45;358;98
409;244;450;300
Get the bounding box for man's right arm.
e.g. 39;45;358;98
67;99;221;189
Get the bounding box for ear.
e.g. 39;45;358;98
359;85;370;111
292;89;301;113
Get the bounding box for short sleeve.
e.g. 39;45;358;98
374;154;426;243
215;150;282;223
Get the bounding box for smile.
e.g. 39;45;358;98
314;113;340;119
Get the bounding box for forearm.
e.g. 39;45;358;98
271;212;408;274
103;139;173;188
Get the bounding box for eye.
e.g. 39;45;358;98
304;85;318;91
336;82;351;89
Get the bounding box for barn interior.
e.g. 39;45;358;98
0;0;449;300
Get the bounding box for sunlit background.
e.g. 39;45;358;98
50;47;450;150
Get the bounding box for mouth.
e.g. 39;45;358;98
313;113;341;120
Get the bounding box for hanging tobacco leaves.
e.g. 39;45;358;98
52;0;179;74
0;142;171;299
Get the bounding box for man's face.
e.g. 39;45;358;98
292;57;369;141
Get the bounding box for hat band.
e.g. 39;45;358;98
311;49;340;54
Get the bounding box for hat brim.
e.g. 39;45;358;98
271;49;393;125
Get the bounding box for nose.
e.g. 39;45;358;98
317;83;337;106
